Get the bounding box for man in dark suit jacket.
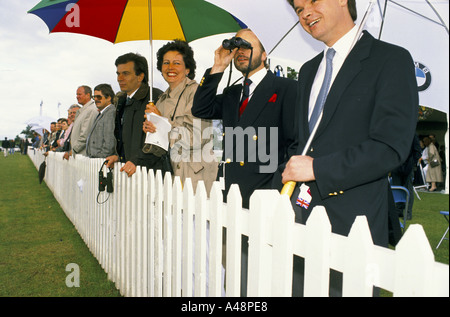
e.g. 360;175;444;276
193;28;297;297
106;53;163;176
283;0;418;296
192;29;297;209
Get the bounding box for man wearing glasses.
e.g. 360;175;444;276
86;84;117;158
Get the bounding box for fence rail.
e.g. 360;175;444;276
29;150;449;297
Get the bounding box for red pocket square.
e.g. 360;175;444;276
268;94;277;103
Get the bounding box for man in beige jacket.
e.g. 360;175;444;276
69;85;98;156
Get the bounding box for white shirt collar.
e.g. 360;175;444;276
99;103;112;115
128;87;139;99
308;25;359;119
326;24;358;61
245;67;267;87
242;67;268;99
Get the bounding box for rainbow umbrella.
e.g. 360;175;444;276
28;0;245;101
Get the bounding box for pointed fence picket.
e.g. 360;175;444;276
28;150;449;297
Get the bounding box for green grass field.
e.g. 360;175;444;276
0;152;448;296
405;188;449;264
0;152;121;297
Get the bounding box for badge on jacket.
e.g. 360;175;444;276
296;184;312;209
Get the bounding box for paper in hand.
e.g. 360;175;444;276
144;112;172;151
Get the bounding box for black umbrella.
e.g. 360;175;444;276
38;158;46;184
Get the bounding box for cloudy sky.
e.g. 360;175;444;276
0;1;201;139
4;1;446;141
0;1;308;141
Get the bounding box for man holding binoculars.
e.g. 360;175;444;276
192;28;297;296
193;28;297;209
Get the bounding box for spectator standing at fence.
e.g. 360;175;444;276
43;122;56;152
49;121;57;141
2;137;9;157
70;85;98;156
31;132;41;148
55;118;72;152
59;104;80;153
192;29;297;297
422;136;443;191
86;84;117;158
56;119;69;146
51;120;62;149
49;118;64;151
40;129;50;152
192;29;297;208
283;0;418;295
105;53;163;177
143;40;218;194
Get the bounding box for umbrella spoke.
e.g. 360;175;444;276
389;0;448;30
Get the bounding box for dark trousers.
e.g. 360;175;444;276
292;256;343;297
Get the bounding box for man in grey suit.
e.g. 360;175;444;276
86;84;117;158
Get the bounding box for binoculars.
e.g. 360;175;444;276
99;161;114;193
222;37;252;50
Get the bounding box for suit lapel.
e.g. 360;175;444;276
238;72;274;127
313;32;373;140
226;84;242;124
298;54;322;151
91;105;113;135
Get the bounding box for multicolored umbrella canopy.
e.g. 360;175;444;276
28;0;245;101
28;0;245;44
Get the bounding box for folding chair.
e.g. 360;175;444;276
391;185;410;231
436;211;449;249
411;173;421;200
414;162;429;195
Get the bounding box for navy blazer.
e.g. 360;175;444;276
290;31;418;246
193;69;297;208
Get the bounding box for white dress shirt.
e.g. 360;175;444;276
242;67;268;102
308;25;360;119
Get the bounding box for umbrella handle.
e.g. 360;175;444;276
148;0;154;103
281;181;296;196
280;111;323;197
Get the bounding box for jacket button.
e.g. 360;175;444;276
226;158;231;163
253;135;257;141
240;161;244;166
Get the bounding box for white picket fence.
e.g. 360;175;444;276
28;150;449;297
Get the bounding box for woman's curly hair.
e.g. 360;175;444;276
156;39;197;80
